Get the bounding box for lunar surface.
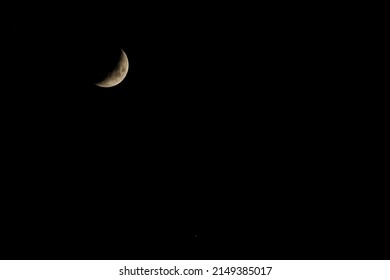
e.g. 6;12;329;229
95;49;129;88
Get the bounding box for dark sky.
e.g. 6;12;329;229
1;4;387;260
2;4;264;259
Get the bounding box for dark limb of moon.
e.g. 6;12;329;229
95;49;129;88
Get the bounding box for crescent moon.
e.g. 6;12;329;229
95;49;129;88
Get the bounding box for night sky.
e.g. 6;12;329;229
1;3;387;260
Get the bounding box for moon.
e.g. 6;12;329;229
95;49;129;88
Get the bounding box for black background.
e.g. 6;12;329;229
1;3;387;259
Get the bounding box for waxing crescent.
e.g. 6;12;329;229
95;49;129;88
